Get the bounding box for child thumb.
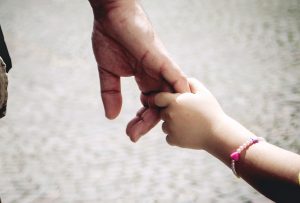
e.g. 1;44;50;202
154;92;178;108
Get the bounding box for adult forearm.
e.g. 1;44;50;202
0;57;8;118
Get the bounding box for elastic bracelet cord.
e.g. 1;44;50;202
230;137;265;178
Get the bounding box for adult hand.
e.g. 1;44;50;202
89;0;189;142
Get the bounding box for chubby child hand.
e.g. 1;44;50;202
154;78;227;150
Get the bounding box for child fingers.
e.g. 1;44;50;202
154;92;178;108
160;109;174;121
161;121;177;146
166;135;176;146
162;121;170;134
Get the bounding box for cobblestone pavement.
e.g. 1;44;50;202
0;0;300;202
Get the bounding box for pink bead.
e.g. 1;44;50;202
230;152;240;161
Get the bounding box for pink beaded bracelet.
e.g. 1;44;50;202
230;137;264;177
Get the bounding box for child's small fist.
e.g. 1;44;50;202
155;78;226;150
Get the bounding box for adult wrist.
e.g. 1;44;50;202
88;0;114;8
0;57;8;118
89;0;137;20
89;0;136;10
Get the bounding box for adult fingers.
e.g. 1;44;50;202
99;66;122;119
160;62;190;93
137;43;190;93
147;48;190;93
188;78;210;94
140;93;156;108
126;107;160;142
154;92;178;108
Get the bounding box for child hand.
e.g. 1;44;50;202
154;78;227;150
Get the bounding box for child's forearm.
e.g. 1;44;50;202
207;116;300;202
154;80;300;201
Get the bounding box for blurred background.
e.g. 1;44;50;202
0;0;300;202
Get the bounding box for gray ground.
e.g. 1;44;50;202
0;0;300;202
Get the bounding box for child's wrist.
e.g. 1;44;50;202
211;114;233;139
190;113;229;151
201;114;231;151
204;115;252;166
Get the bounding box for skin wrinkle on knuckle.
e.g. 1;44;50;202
101;89;120;95
138;50;150;68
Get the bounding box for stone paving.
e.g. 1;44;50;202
0;0;299;202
